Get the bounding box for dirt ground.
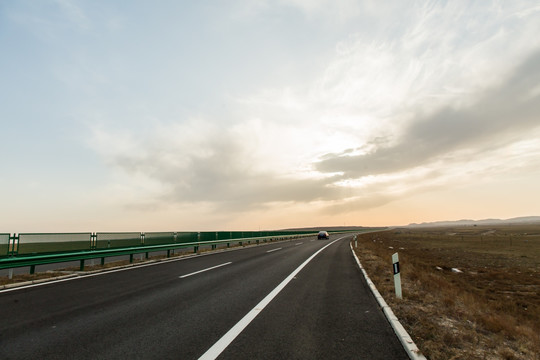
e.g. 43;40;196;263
352;225;540;360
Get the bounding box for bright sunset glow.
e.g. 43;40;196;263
1;1;540;232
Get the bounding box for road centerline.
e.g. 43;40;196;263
266;248;282;253
198;236;345;360
179;262;232;279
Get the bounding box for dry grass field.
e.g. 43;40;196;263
352;225;540;360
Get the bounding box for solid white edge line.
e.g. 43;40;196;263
179;262;232;278
266;248;282;253
349;242;426;360
198;236;346;360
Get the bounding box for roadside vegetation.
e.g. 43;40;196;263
353;225;540;359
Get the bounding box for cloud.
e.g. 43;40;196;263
86;1;540;217
89;118;346;211
315;50;540;178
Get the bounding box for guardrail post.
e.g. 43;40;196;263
8;234;13;256
30;265;35;274
80;259;85;271
15;233;20;255
129;254;134;263
91;233;97;250
101;257;105;266
167;249;171;258
9;233;19;256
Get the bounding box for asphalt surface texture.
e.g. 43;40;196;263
0;234;408;359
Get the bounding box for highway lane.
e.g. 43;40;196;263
0;235;407;359
218;237;407;359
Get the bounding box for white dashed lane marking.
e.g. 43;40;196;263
179;262;232;279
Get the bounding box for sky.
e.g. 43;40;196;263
1;0;540;232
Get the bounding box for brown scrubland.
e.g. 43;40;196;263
352;225;540;360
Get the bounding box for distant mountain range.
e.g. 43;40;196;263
280;217;540;231
407;216;540;227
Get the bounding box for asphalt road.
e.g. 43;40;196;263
0;235;408;359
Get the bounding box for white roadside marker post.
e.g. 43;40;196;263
392;252;402;299
354;235;357;248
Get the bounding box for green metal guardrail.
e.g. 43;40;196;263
0;231;319;259
0;233;9;258
16;233;92;255
95;232;142;249
0;229;374;275
0;231;319;274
